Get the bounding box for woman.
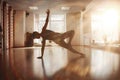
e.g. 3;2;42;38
33;9;85;58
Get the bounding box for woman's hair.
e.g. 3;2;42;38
32;31;40;39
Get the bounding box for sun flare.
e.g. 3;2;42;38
92;8;119;43
102;9;118;34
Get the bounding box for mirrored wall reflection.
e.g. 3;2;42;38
90;49;120;80
33;46;68;78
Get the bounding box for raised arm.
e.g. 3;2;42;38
41;9;50;33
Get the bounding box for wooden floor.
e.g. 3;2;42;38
0;46;120;80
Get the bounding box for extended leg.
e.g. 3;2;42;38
62;30;74;44
58;41;84;56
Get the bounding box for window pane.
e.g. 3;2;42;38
39;15;46;21
51;15;64;21
50;21;65;32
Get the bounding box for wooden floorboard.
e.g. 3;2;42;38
0;46;120;80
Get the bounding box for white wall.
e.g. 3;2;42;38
66;12;81;45
14;10;25;47
26;13;35;33
80;11;84;45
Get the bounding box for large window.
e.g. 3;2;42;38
91;8;119;44
34;14;66;44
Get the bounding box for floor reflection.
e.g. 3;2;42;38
90;49;120;80
33;47;68;79
52;56;89;80
1;46;120;80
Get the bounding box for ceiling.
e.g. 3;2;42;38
7;0;92;14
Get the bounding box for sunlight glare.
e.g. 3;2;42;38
91;8;119;43
102;9;118;34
